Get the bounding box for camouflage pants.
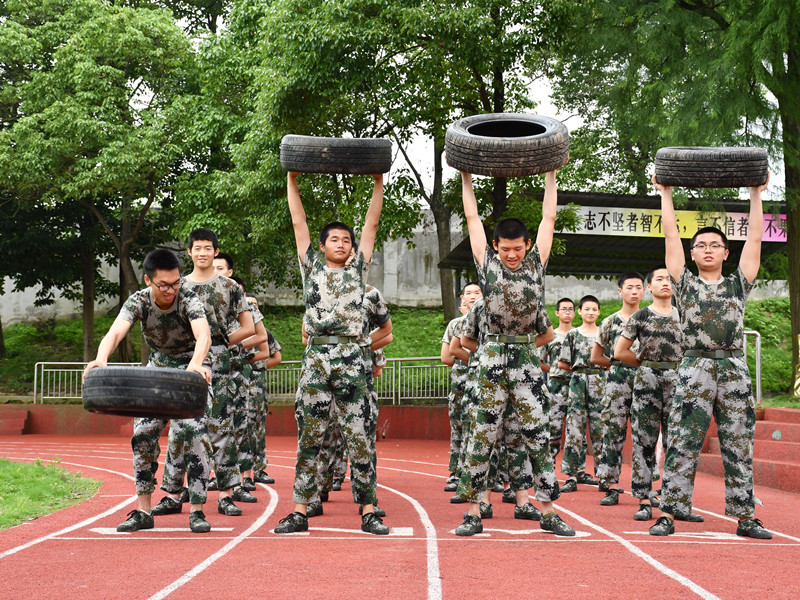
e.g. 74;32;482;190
231;357;257;473
252;368;270;472
293;343;376;505
448;366;469;473
596;365;637;484
660;356;756;519
546;377;570;461
457;342;558;503
164;346;239;492
561;372;605;477
630;366;676;500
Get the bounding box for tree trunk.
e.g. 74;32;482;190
117;210;136;362
429;143;457;321
0;314;5;357
81;244;95;362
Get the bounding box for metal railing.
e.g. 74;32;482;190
744;330;762;408
33;357;451;405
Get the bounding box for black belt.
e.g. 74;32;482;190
485;333;536;344
308;335;358;346
549;376;570;383
684;349;743;359
610;359;637;368
574;367;605;375
640;360;680;370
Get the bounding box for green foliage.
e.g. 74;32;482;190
0;457;100;530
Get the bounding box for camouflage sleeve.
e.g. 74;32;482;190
228;280;249;317
462;306;480;339
535;300;552;335
250;303;265;325
367;287;390;329
622;312;639;341
300;242;317;278
735;266;755;299
266;329;282;354
596;315;611;349
182;292;208;323
373;347;387;367
118;290;145;324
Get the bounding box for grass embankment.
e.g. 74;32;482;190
0;458;100;530
0;298;795;400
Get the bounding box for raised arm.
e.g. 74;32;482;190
740;174;768;283
359;174;384;263
82;317;133;379
287;172;312;258
461;171;487;267
535;170;558;265
653;174;684;281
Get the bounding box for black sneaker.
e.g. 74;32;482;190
444;473;458;492
540;512;575;536
241;477;256;491
649;516;674;536
576;471;599;486
151;496;182;516
116;510;154;532
598;480;610;493
501;488;516;503
274;511;308;534
455;514;483;536
464;502;493;519
649;495;660;509
450;494;467;504
320;490;329;502
232;487;257;503
218;497;243;516
361;512;390;535
600;489;620;506
253;470;275;484
492;482;505;493
560;478;578;493
358;503;386;517
307;500;323;517
332;477;343;491
189;510;211;533
180;487;190;503
514;502;542;521
675;512;704;522
208;477;218;491
736;518;772;539
633;504;652;521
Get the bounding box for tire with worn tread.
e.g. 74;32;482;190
445;113;569;177
654;146;768;188
280;135;392;174
82;366;208;419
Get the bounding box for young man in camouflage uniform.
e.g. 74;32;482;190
83;249;214;533
454;169;574;537
540;297;576;462
558;295;606;493
615;266;697;521
649;174;772;539
274;171;389;535
247;296;282;486
160;228;255;518
441;282;482;492
591;272;645;505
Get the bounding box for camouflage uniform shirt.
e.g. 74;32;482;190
622;306;682;362
541;330;572;380
442;315;469;371
597;311;638;359
182;274;249;346
560;328;598;370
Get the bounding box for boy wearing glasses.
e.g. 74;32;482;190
84;249;214;533
649;174;772;539
540;298;576;462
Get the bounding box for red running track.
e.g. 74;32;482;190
1;434;798;600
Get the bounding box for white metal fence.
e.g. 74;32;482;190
32;331;763;406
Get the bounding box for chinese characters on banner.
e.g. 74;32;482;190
560;206;787;242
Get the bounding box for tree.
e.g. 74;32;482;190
0;0;196;358
544;0;798;394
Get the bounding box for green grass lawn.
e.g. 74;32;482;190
0;458;100;530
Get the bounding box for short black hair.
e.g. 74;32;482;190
493;218;529;243
646;265;668;284
231;275;247;292
618;271;645;288
690;226;728;249
461;281;480;295
143;249;181;279
556;297;574;311
579;294;600;309
319;221;356;247
215;251;234;271
189;227;219;250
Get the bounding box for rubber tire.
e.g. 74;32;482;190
445;113;569;177
82;366;208;419
655;146;768;188
280;135;392;174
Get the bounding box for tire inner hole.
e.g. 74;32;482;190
467;120;546;138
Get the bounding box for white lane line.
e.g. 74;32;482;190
90;527;235;535
146;486;278;600
0;459;136;560
556;504;721;600
379;466;441;479
691;508;800;543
